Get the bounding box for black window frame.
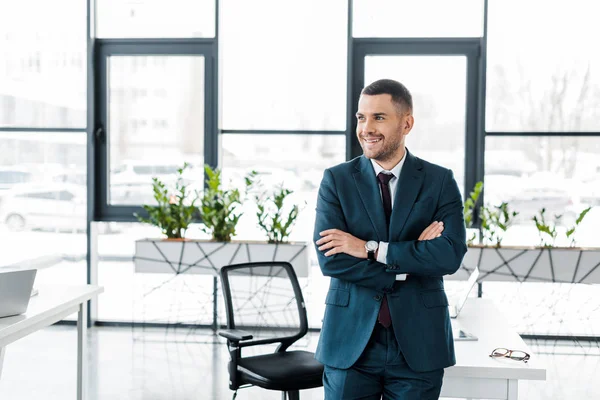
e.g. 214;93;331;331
350;37;483;198
92;39;218;221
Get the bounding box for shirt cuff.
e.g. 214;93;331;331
377;241;388;264
395;274;407;281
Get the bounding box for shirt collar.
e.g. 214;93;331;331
370;151;406;179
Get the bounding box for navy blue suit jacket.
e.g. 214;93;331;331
313;149;467;372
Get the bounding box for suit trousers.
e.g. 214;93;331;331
323;323;444;400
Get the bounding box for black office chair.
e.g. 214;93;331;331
219;261;324;400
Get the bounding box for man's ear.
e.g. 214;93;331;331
404;115;415;132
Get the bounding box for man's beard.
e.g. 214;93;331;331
361;135;402;162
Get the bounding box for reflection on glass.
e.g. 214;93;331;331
486;0;600;132
0;0;86;127
221;0;347;130
364;56;467;195
353;0;484;38
0;132;87;293
97;0;215;38
108;56;205;205
485;137;600;246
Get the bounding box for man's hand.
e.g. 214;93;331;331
316;229;367;258
419;221;444;241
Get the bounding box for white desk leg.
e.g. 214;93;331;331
0;347;5;380
508;379;518;400
77;301;88;400
89;222;98;323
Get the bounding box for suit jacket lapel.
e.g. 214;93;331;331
353;156;387;242
389;149;425;239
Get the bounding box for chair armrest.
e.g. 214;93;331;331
218;329;253;342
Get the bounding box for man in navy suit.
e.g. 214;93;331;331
314;79;467;399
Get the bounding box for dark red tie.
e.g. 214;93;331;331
376;172;394;328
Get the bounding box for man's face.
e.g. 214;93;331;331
356;94;413;162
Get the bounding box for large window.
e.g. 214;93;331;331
220;0;348;131
486;0;600;132
1;0;596;338
97;0;216;38
0;0;88;323
0;132;87;293
106;56;206;205
0;0;86;128
484;136;600;247
353;0;484;38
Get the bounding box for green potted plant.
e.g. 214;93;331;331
134;165;311;278
255;184;303;244
565;207;592;247
457;181;599;284
199;164;256;242
463;181;483;245
480;202;519;247
532;208;561;248
134;162;199;240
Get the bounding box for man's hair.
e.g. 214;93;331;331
361;79;413;114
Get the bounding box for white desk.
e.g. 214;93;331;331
442;298;546;399
0;285;103;400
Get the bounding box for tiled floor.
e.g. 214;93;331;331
0;325;598;400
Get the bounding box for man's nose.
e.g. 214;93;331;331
362;119;375;134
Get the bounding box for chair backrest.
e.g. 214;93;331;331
220;261;308;351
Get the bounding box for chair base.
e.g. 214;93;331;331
283;390;299;400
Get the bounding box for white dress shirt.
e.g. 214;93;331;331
370;155;408;281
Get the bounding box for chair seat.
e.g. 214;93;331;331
236;350;324;391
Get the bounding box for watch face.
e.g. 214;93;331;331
365;241;378;251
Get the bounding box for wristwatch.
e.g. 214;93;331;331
365;240;379;261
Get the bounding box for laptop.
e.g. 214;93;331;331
449;266;480;319
449;267;479;341
0;269;37;318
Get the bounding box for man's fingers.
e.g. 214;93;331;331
420;223;434;236
419;221;441;240
418;223;435;240
431;223;444;237
419;221;444;241
316;234;338;245
426;225;443;240
318;240;338;251
425;227;443;241
425;221;442;235
324;247;339;257
315;236;326;245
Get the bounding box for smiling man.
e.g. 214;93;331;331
313;79;467;399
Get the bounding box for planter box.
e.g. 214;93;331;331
134;239;310;277
448;245;600;284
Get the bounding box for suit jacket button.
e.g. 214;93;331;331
374;295;382;301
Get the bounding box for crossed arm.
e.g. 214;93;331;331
313;168;467;291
